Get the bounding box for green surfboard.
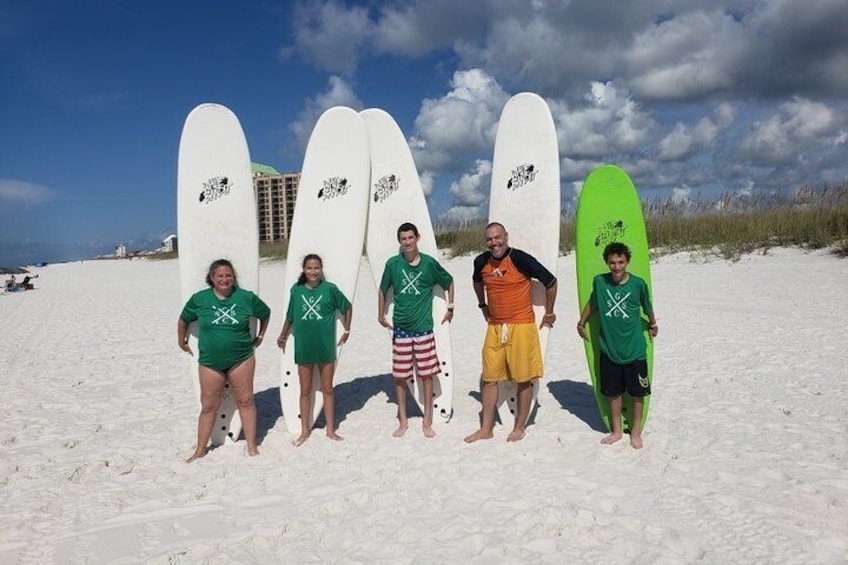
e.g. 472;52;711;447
575;165;654;433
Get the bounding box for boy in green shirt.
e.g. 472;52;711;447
577;242;658;449
379;222;454;438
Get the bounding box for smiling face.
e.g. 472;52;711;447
303;257;323;285
210;265;235;294
606;253;629;283
398;229;420;255
485;224;509;259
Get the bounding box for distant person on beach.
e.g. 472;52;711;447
5;274;16;291
177;259;270;462
378;222;454;438
576;242;657;449
20;275;37;290
277;254;352;446
464;222;558;443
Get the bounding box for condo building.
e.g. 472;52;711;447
252;162;299;242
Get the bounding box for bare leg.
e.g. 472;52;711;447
464;381;498;443
393;379;409;437
422;376;436;438
294;364;315;446
601;395;624;445
319;362;342;441
630;397;645;449
507;380;534;442
228;356;259;456
187;366;225;462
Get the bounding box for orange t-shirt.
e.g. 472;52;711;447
473;248;555;324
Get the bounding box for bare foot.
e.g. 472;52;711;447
392;424;408;438
185;448;208;463
326;431;344;441
600;433;623;445
246;446;260;457
507;429;526;442
293;432;311;446
463;429;494;443
630;435;643;449
422;425;436;439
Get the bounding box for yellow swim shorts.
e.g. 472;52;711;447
481;322;543;383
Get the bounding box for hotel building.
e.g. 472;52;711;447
252;162;300;242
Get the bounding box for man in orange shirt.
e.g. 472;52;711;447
465;222;557;443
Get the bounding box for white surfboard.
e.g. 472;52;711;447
177;103;259;446
280;107;370;435
488;92;560;428
361;108;455;424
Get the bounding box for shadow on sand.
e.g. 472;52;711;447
464;385;541;429
254;373;428;439
546;379;606;432
254;386;282;443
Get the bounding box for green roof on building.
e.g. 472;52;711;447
251;162;281;175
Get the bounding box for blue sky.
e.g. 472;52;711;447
1;0;846;265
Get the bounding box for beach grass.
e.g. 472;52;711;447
436;183;847;260
236;183;848;262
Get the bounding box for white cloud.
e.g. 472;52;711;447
439;205;482;224
657;104;736;161
551;81;657;163
409;69;509;174
740;98;836;164
281;0;372;74
0;179;54;207
288;76;364;153
671;187;693;203
448;159;491;208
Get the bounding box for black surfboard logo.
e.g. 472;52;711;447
594;219;626;247
317;177;349;200
373;174;400;203
507;164;537;190
199;176;232;204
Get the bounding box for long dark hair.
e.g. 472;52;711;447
205;259;238;287
297;254;323;285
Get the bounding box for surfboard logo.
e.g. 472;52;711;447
199;176;232;204
318;177;349;200
373;174;400;203
594;219;626;247
507;164;537;190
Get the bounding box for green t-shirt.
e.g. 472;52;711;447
380;252;453;332
590;273;653;364
180;287;271;371
285;280;351;364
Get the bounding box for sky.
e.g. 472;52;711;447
1;0;846;265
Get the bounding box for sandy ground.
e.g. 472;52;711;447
1;248;846;564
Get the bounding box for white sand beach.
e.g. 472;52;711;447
1;249;846;564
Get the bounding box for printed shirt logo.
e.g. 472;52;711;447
399;269;422;295
300;295;324;320
211;304;239;325
373;174;400;203
199;176;232;204
594;219;626;247
318;177;349;200
507;164;537;190
604;288;632;319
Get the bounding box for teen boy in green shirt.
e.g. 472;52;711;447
577;242;658;449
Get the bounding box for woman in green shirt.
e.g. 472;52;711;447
178;259;271;461
277;254;352;446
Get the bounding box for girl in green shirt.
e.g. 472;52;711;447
277;254;352;446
